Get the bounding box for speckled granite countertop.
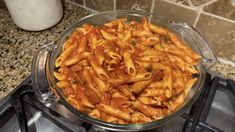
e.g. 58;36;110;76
0;1;91;100
0;1;235;101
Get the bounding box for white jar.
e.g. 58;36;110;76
4;0;63;31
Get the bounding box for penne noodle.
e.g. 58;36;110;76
79;59;89;66
101;112;119;123
132;30;149;37
106;49;122;61
184;78;198;96
153;44;164;51
138;96;160;105
132;101;162;117
164;93;184;111
89;34;98;49
151;62;166;70
72;84;95;108
130;70;152;81
76;27;88;35
93;76;106;94
115;39;126;48
55;44;76;67
118;85;135;100
162;66;173;98
53;72;66;81
88;55;109;80
63;39;74;52
117;33;125;41
112;91;128;99
97;103;132;121
140;88;164;97
148;81;163;88
122;28;132;42
57;81;70;88
168;32;201;61
149;23;167;35
104;18;127;27
101;29;117;41
173;70;184;88
162;43;195;65
123;48;136;76
117;21;124;32
167;55;185;71
185;65;199;74
118;119;126;124
64;52;91;66
101;92;112;105
112;97;132;109
67;95;86;111
142;18;150;32
94;46;105;65
89;109;101;119
140;36;160;46
82;67;102;98
131;111;152;123
153;94;168;102
76;35;87;54
152;96;162;106
131;79;153;94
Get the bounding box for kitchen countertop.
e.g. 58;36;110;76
0;1;234;100
0;1;91;100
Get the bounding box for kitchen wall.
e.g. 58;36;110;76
70;0;235;64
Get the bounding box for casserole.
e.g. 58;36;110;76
31;10;216;131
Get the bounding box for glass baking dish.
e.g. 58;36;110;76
31;10;217;131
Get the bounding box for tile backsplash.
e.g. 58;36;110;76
116;0;153;12
154;0;198;25
70;0;235;63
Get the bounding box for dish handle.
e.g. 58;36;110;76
31;43;57;103
170;23;217;70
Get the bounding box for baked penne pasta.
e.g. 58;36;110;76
54;18;201;124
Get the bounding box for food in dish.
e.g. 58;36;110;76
54;18;201;124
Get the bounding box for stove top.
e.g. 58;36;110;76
0;74;235;132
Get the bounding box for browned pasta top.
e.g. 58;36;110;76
54;18;201;124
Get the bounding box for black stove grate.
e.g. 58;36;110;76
1;74;235;132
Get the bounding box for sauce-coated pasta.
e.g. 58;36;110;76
54;18;200;124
